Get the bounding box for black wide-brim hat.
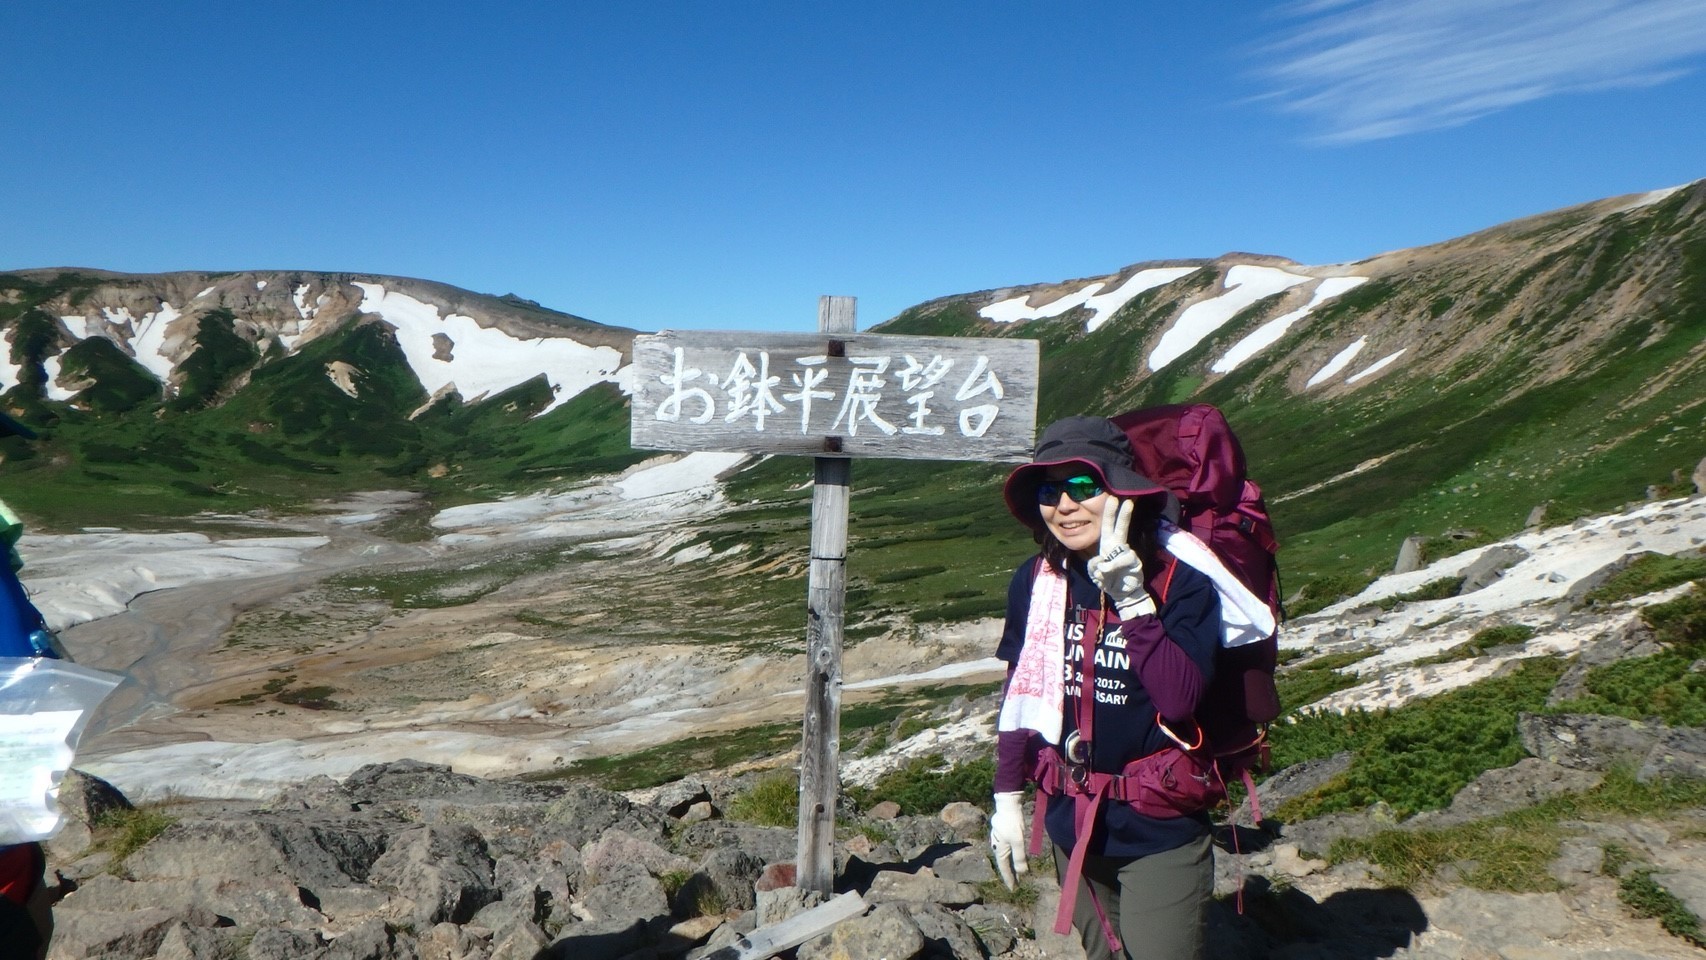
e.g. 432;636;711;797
1004;415;1174;532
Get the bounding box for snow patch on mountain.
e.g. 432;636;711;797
41;355;76;401
1346;348;1407;384
1150;265;1312;371
1307;337;1368;387
1284;495;1706;712
980;267;1199;331
353;282;624;415
1213;276;1369;373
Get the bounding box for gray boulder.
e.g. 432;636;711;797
368;825;499;927
121;814;388;890
797;902;926;960
1460;545;1530;593
47;904;225;960
246;928;329;960
538;916;648;960
1518;712;1664;770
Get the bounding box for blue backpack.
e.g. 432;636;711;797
0;563;60;660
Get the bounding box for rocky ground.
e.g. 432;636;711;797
20;472;1706;958
36;700;1706;960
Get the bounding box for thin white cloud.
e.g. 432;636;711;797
1260;0;1706;143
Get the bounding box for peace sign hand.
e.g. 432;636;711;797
1085;498;1156;619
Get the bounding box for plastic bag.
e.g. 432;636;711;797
0;657;125;845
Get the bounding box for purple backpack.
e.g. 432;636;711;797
1111;403;1282;749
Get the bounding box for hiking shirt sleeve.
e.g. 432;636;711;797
1119;559;1219;725
994;559;1041;793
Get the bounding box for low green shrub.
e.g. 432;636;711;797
727;774;799;827
849;754;995;816
1288;573;1377;618
1376;577;1466;611
1275;648;1377;711
1581;555;1706;607
95;806;178;869
1273;658;1565;821
1621;868;1704;945
1414;624;1537;667
1549;583;1706;726
1329;768;1706;893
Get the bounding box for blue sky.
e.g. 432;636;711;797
3;1;1704;333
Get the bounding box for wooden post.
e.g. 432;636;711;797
796;295;855;896
626;302;1039;897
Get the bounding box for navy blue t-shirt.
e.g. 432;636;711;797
997;552;1221;858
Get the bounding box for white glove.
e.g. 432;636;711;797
990;791;1028;889
1086;498;1157;619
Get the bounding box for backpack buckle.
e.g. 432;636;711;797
1063;731;1091;787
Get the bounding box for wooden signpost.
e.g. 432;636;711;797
630;296;1039;897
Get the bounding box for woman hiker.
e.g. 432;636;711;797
988;415;1223;960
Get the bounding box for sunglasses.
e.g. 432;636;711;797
1036;474;1106;506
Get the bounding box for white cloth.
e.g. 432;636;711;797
1156;522;1277;648
995;559;1067;744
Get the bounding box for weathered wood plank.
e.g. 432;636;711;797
630;329;1039;461
697;891;868;960
796;297;853;898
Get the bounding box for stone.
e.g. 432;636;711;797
581;830;693;883
322;916;410;960
580;864;669;923
367;824;500;927
1271;843;1328;877
796;902;926;960
121;815;388;892
903;902;983;960
1429;757;1603;825
1518;713;1664;771
246;928;330;960
1460;545;1530;593
647;777;712;818
60;873;327;929
45;904;225;960
1394;535;1427;573
1254;752;1353;817
1639;726;1706;781
925;845;997;885
539;918;648;960
416;922;490;960
756;885;823;927
867;800;901;820
754;861;797;892
1425;889;1572;947
491;853;573;927
45;769;133;864
959;903;1020;956
1549;837;1605;885
695;847;763;913
487;921;550;960
1694;456;1706;494
152;923;242;960
865;868;980;907
937;802;985;841
1651;867;1706;924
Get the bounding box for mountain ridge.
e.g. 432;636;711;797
3;179;1703;605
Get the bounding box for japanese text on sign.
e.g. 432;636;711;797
629;331;1039;461
655;347;1006;439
